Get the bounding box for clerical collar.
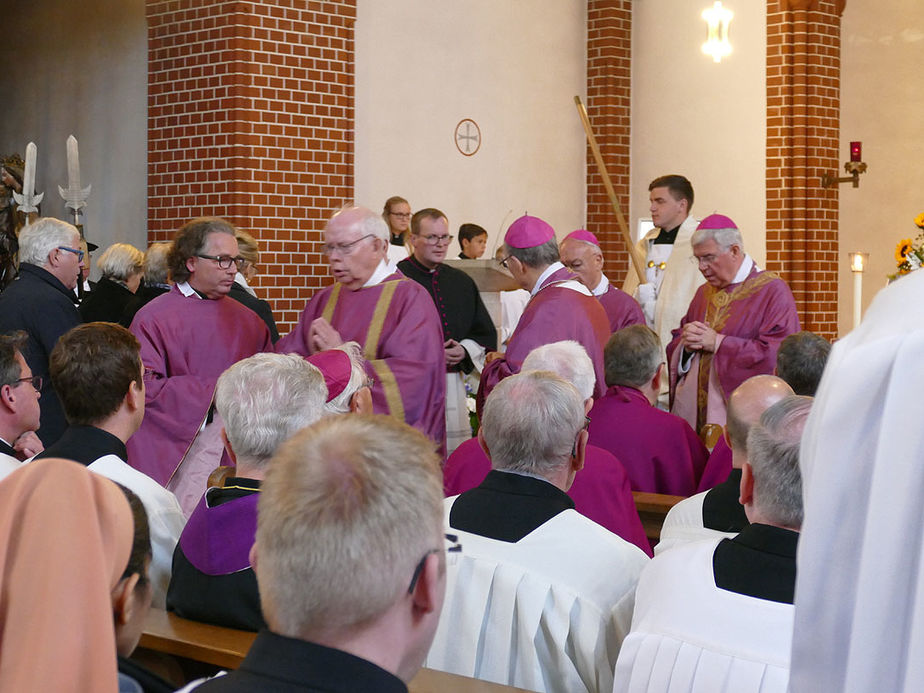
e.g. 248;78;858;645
406;254;439;274
390;233;405;246
177;281;205;299
591;273;610;297
362;259;392;288
653;223;682;245
530;261;566;297
730;255;755;285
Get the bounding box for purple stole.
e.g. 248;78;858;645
180;492;259;575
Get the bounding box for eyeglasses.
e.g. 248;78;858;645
196;254;245;270
8;375;42;391
407;533;462;594
389;212;411;219
498;254;513;269
572;415;591;457
416;234;454;247
57;246;85;262
690;249;731;267
322;234;377;257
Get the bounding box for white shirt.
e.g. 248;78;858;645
87;454;186;609
363;259;393;288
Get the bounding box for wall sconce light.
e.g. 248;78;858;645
822;141;868;188
702;2;733;63
849;251;868;330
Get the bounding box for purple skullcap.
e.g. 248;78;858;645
305;349;352;402
696;214;738;231
562;229;600;247
504;215;555;249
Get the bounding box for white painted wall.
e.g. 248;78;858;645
631;0;766;265
354;0;587;255
0;0;148;271
838;1;924;336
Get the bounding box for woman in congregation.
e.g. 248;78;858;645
80;242;146;324
0;458;172;692
382;195;412;269
228;229;280;343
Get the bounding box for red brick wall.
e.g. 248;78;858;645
146;0;355;333
586;0;632;281
766;0;844;338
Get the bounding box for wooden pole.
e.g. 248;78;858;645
574;95;646;283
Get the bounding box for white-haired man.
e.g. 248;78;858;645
559;229;644;333
167;352;331;631
588;324;708;497
615;395;811;692
278;205;446;452
429;370;649;693
667;213;799;435
657;374;794;554
0;217;85;445
193;414;447;692
444;340;650;555
127;217;273;514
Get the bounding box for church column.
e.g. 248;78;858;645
146;1;356;332
586;0;632;278
766;0;845;337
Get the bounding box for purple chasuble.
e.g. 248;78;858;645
277;273;447;450
588;385;708;496
128;287;273;485
180;492;259;575
598;283;645;333
696;434;733;492
478;267;611;410
666;266;800;432
443;438;651;556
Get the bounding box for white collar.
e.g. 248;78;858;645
362;259;393;288
234;272;257;296
731;255;755;285
530;261;566;297
177;281;202;299
592;273;610;297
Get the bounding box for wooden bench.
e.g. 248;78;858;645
633;491;685;543
139;608;530;692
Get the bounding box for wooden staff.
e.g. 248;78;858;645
574;95;646;283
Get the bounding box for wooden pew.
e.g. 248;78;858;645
139;608;531;692
633;491;685;543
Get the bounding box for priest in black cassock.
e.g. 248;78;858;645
399;208;496;453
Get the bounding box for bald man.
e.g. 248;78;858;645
655;374;794;554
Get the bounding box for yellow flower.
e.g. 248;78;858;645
915;212;924;229
896;239;913;263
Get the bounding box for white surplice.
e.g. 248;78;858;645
427;500;649;693
615;539;793;693
790;268;924;693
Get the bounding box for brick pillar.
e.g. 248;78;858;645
147;1;356;332
586;0;632;282
766;0;845;338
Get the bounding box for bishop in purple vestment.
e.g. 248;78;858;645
560;229;645;333
589;325;708;496
276;206;446;450
667;214;800;433
478;216;610;410
128;218;272;492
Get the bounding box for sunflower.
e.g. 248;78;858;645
915;212;924;229
896;238;914;263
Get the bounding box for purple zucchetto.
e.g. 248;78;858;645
305;349;352;402
504;215;555;249
562;229;600;247
696;213;738;231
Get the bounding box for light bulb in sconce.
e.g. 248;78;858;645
702;1;733;63
849;252;867;273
